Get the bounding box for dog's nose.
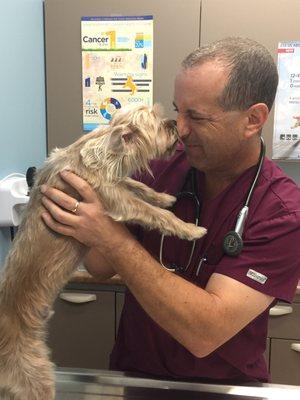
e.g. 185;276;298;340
169;120;177;129
165;119;177;129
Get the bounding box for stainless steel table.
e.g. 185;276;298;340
55;368;300;400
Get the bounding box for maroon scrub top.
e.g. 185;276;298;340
110;147;300;383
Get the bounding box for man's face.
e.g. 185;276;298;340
173;61;248;173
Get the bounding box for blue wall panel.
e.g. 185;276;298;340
0;0;46;265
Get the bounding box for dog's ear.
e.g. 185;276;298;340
106;126;138;153
80;125;139;168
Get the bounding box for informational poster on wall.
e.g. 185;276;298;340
273;41;300;160
81;15;153;131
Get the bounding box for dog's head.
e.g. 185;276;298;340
80;104;178;180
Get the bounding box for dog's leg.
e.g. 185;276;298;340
0;338;55;400
122;178;176;208
107;194;206;241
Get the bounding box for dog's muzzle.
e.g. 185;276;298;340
164;119;177;129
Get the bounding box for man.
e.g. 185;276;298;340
41;37;300;383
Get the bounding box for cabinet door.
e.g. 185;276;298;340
265;338;270;371
115;292;125;338
268;303;300;340
270;339;300;385
47;290;115;369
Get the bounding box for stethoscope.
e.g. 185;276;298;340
159;136;266;272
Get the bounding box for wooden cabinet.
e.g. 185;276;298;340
265;338;270;369
268;295;300;385
270;339;300;385
47;284;299;384
47;289;115;369
115;292;125;336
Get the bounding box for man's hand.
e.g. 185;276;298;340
40;170;131;250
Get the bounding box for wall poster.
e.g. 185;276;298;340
81;15;153;132
273;41;300;160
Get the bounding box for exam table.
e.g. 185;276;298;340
55;368;300;400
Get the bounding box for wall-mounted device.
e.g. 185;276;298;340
0;173;29;227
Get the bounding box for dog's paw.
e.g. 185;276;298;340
180;224;207;241
160;193;177;208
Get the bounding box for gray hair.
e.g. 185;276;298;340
181;37;278;111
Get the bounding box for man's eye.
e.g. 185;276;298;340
190;115;206;121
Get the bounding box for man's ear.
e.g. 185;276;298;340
244;103;269;138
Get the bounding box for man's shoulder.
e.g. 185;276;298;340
246;158;300;234
260;158;300;214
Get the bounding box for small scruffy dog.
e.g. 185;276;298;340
0;104;206;399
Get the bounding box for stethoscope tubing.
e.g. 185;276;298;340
159;137;266;270
159;189;200;272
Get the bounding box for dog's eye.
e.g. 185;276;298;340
123;132;134;143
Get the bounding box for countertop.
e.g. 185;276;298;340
70;270;124;286
56;367;300;399
70;270;300;296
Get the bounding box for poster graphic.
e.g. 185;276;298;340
273;41;300;160
81;16;153;131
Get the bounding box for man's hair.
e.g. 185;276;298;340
181;37;279;111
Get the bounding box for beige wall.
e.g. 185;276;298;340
45;0;300;181
45;0;201;150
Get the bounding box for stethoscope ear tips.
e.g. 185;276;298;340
223;231;243;257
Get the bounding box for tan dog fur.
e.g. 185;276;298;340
0;104;206;399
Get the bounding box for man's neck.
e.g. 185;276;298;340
203;140;262;202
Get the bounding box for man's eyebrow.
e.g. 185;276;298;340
173;102;212;118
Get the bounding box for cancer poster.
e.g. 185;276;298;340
81;16;153;131
273;41;300;160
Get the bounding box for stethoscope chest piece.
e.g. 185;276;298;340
223;231;243;257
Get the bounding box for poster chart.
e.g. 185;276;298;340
81;15;153;131
273;41;300;160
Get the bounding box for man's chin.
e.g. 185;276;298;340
185;144;202;158
185;153;207;171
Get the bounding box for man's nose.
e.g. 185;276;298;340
176;114;190;139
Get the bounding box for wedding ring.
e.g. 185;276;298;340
71;200;80;214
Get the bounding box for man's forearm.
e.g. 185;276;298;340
96;235;220;357
83;247;116;280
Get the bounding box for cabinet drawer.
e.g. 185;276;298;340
270;339;300;385
268;303;300;339
47;290;115;370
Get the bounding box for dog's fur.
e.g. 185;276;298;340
0;104;206;399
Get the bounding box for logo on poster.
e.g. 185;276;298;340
83;36;109;45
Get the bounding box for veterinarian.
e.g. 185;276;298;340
41;37;300;383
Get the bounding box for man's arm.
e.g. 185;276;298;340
101;234;273;357
83;247;116;280
41;171;274;357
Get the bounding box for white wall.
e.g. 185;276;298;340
0;0;46;265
